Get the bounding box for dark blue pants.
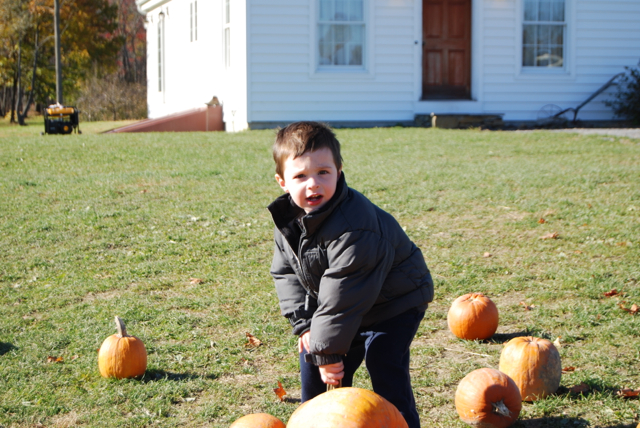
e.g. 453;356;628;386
299;308;425;428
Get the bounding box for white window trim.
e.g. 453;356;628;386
309;0;375;79
158;11;166;97
190;1;197;42
223;0;231;69
515;0;575;78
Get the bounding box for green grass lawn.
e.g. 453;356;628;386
1;119;639;427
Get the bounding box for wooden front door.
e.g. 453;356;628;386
422;0;471;99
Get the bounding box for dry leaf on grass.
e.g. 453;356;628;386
189;278;203;285
245;332;262;348
569;382;590;394
553;337;562;349
604;289;621;297
619;302;639;315
540;232;559;240
273;381;287;401
47;356;63;363
538;218;546;224
519;301;536;311
562;366;576;373
616;388;640;398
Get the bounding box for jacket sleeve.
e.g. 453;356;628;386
307;230;394;365
270;231;317;336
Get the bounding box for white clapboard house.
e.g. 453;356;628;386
135;0;640;131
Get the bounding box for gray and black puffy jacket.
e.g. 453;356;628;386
268;173;434;365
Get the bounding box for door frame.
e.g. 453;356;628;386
414;0;482;104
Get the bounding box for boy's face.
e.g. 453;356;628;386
275;147;341;214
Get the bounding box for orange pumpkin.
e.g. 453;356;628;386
499;336;562;401
229;413;286;428
455;368;522;428
286;387;408;428
447;293;499;340
98;316;147;379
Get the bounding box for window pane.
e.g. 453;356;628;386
319;0;333;21
550;47;563;66
522;0;564;68
318;23;363;66
319;24;333;64
524;0;537;21
551;0;564;21
523;24;536;44
549;25;563;45
523;46;535;66
335;0;348;21
349;0;363;21
536;24;550;45
348;25;363;65
538;1;551;21
318;1;364;68
536;47;550;66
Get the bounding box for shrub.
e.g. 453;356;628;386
606;65;640;125
76;73;147;121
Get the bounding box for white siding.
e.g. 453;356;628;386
139;0;640;127
139;0;244;125
478;0;640;122
247;0;419;125
223;0;249;131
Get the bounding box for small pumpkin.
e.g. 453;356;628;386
499;336;562;401
286;387;408;428
448;293;499;340
229;413;286;428
455;368;522;428
98;316;147;379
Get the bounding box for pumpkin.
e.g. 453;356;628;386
229;413;286;428
447;293;499;340
98;316;147;379
287;387;408;428
455;368;522;428
499;336;562;401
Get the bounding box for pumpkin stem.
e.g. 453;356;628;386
114;316;129;337
492;400;511;418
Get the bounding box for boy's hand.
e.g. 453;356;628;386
319;362;344;386
298;331;311;353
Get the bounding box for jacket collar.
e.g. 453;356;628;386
268;172;348;247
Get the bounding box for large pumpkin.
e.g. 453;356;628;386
499;336;562;401
98;316;147;379
447;293;499;340
229;413;285;428
455;368;522;428
287;387;408;428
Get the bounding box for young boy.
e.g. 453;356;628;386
267;121;434;428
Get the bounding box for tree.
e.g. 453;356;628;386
112;0;146;84
606;65;640;125
0;0;123;124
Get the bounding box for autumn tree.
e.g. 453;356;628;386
0;0;123;124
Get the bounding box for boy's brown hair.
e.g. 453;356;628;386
273;121;343;177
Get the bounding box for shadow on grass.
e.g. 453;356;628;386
140;369;218;382
489;331;533;344
517;418;636;428
515;416;589;427
0;342;17;355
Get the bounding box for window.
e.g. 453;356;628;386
190;1;197;42
318;0;365;68
158;12;164;91
224;0;230;68
522;0;565;68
